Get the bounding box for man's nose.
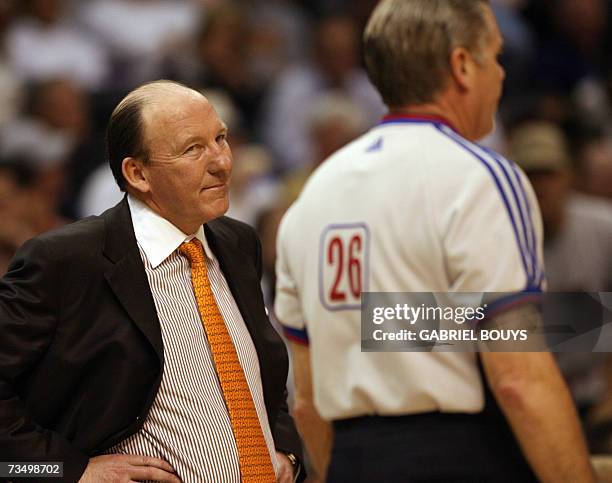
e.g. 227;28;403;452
208;153;232;176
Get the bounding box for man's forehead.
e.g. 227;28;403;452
144;90;211;119
137;82;202;101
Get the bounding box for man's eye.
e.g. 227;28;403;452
216;133;228;144
184;144;201;155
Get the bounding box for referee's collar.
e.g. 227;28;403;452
380;113;457;132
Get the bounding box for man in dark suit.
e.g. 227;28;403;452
0;80;302;482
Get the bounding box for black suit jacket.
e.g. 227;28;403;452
0;199;302;482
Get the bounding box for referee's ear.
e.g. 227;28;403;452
449;46;475;93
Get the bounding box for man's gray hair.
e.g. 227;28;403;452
364;0;491;108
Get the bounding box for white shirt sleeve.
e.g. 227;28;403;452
274;208;309;344
429;144;544;295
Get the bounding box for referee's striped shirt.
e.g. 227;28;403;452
106;195;279;482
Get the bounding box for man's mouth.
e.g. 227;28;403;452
201;183;228;192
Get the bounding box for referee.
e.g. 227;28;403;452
274;1;594;482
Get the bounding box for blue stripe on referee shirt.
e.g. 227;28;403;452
484;289;543;321
481;146;544;286
434;124;538;288
508;161;545;286
282;325;310;345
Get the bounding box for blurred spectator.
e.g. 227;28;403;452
79;0;200;88
226;144;278;227
27;78;106;217
308;92;367;163
0;91;18;130
6;0;108;90
29;78;87;139
491;0;536;118
580;135;612;201
77;161;123;218
295;0;378;29
0;118;73;170
0;0;21;126
165;5;264;133
255;199;290;306
0;122;70;236
0;157;36;274
245;0;309;86
510;121;612;292
478;115;509;154
573;77;612;129
283;91;368;200
262;14;384;172
589;356;612;454
531;0;612;97
510;121;612;425
202;88;249;148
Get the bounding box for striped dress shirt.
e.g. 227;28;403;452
107;195;279;482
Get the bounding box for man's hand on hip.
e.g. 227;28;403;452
276;451;295;483
78;454;180;482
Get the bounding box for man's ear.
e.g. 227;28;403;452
449;47;475;92
122;157;150;194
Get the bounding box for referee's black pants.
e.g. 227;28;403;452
327;412;537;483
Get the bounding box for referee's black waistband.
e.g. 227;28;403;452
333;411;477;430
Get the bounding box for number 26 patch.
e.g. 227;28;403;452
319;223;370;310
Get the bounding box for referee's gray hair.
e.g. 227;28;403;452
364;0;492;108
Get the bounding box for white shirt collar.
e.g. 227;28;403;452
127;194;214;268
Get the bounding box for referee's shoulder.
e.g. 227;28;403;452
434;130;510;176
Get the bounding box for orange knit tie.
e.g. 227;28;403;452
179;239;275;482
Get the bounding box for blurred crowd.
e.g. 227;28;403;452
0;0;611;452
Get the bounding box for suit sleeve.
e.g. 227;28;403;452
252;228;305;481
0;237;89;482
271;389;305;468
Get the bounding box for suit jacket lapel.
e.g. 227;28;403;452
102;198;164;363
205;221;260;335
99;204;269;376
204;221;270;368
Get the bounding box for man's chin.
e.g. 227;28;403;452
205;197;230;221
